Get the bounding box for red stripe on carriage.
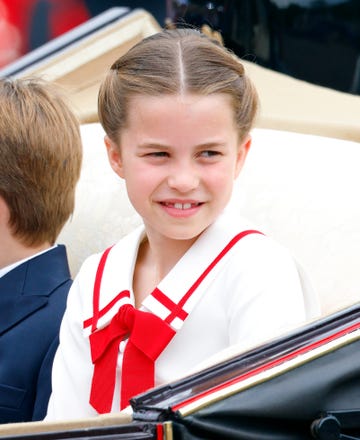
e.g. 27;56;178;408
171;320;360;412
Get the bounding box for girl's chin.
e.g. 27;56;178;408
154;225;209;242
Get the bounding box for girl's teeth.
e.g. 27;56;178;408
173;203;192;210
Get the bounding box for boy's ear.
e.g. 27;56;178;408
235;135;251;178
104;135;124;179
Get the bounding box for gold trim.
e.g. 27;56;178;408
163;421;173;440
0;413;132;437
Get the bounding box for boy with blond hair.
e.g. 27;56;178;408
0;77;82;422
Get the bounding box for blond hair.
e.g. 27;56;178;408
98;28;259;144
0;77;82;246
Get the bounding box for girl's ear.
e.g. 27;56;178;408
235;134;252;178
104;135;124;179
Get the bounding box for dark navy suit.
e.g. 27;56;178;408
0;245;71;423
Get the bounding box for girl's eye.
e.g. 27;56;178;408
200;150;221;158
147;151;169;158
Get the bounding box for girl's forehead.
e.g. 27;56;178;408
127;93;233;114
120;93;239;147
124;93;237;136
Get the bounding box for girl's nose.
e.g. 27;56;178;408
167;163;199;193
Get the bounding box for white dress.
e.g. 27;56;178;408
46;212;320;421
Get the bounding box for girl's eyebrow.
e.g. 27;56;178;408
137;141;227;150
197;142;227;148
137;142;171;150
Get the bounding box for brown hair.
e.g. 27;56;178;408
98;28;259;144
0;77;82;246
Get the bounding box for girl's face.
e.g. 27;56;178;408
106;93;250;247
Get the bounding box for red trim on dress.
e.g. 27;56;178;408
87;229;262;413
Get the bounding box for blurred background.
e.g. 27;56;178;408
0;0;359;94
0;1;166;67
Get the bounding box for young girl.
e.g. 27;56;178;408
46;28;319;420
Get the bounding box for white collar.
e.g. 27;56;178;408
85;213;255;334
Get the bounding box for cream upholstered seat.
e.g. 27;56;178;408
58;122;360;317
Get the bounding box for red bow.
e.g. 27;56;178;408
89;303;176;413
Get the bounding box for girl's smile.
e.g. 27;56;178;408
159;199;204;218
